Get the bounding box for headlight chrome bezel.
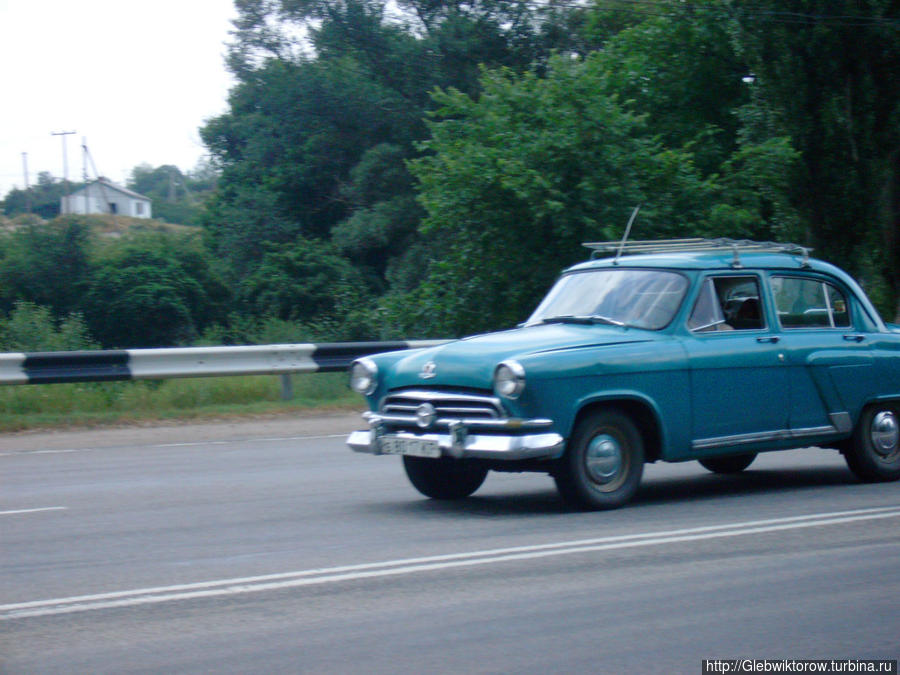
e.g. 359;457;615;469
349;357;379;396
494;359;526;400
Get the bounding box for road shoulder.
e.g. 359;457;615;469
0;410;363;452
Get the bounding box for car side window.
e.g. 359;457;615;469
689;276;764;332
771;276;850;328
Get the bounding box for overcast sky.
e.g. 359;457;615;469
0;0;237;197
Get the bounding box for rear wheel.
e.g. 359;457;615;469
844;403;900;482
699;453;756;474
402;456;488;500
554;409;644;510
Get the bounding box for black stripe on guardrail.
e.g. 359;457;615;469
310;341;419;372
22;351;132;384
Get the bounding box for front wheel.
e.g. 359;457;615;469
554;409;644;510
844;403;900;482
402;456;488;500
699;453;756;474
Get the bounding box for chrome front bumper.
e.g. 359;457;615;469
347;412;565;461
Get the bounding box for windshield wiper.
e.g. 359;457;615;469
541;315;626;327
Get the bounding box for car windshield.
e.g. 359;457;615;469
525;269;689;330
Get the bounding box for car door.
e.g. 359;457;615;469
769;274;875;436
683;274;790;450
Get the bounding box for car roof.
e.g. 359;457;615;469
565;246;888;332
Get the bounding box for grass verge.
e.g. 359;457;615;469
0;373;361;432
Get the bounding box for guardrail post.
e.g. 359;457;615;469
280;373;294;401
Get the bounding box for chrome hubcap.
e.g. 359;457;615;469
870;411;899;457
586;433;623;485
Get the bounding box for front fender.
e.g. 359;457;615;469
518;340;691;460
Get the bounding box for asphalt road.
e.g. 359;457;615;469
2;414;899;674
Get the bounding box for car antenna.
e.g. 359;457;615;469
613;205;641;265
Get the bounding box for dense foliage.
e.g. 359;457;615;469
126;162;217;225
732;0;900;316
2;172;77;220
1;0;898;350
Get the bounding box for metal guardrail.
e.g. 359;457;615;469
0;341;450;386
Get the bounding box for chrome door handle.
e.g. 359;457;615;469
843;334;865;342
756;336;779;344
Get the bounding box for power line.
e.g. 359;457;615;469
525;0;900;28
390;0;900;28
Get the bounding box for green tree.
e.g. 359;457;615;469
126;163;212;225
203;0;588;276
597;1;749;175
199;0;900;341
583;0;801;243
0;218;92;317
81;234;230;348
707;134;801;242
128;163;182;198
237;237;371;323
2;172;74;219
401;55;716;336
330;143;423;284
201;54;419;269
731;0;900;317
0;302;97;352
83;265;194;348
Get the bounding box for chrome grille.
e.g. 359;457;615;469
381;390;502;421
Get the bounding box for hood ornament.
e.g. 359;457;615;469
419;361;437;379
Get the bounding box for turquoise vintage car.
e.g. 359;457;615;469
347;239;900;509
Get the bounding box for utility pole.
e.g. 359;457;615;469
82;137;90;215
168;168;176;203
51;130;76;214
21;152;31;214
83;141;117;226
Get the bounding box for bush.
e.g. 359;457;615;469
0;302;98;352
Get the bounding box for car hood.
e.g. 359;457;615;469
384;323;652;390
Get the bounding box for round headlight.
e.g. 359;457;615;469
349;358;378;395
494;360;526;399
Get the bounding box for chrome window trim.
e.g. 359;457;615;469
770;274;854;331
688;273;768;334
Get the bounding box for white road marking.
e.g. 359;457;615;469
152;434;346;448
0;433;348;456
257;434;348;441
152;441;231;448
0;507;67;516
3;504;899;620
0;448;92;457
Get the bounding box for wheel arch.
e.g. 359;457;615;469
859;395;900;411
571;393;666;463
845;396;900;437
843;398;900;482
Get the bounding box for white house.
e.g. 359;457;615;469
61;178;152;219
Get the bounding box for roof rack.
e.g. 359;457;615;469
582;238;812;268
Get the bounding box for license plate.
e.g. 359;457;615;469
379;436;441;458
